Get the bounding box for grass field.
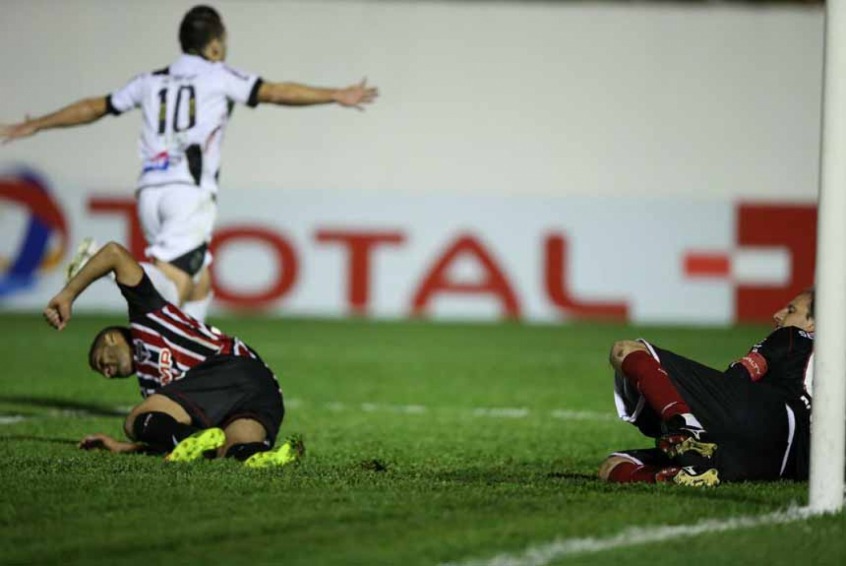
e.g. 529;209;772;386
1;313;843;565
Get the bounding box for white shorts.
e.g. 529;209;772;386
136;184;216;269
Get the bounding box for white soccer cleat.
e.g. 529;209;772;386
65;238;100;282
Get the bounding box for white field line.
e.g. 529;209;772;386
0;415;26;425
0;400;616;425
441;506;817;566
295;400;615;421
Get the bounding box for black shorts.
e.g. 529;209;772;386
642;342;802;482
159;355;284;445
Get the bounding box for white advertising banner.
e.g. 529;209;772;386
0;170;816;324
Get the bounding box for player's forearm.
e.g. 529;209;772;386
79;434;146;454
113;440;146;454
64;242;141;300
257;82;339;106
27;97;108;133
62;243;123;300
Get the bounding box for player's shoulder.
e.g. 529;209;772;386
122;66;169;86
216;63;255;83
769;325;814;341
762;325;814;355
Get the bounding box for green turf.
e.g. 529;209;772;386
0;314;843;565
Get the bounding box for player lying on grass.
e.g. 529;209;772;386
43;241;303;467
600;289;814;487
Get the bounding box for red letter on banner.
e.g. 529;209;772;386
88;196;146;258
210;227;298;309
315;230;406;315
411;234;520;318
544;233;628;321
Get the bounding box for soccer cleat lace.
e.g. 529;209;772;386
66;238;100;282
165;428;226;462
671;466;720;487
244;434;305;469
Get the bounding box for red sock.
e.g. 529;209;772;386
621;350;690;420
607;461;661;484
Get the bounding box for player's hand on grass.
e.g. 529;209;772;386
0;116;38;144
43;290;74;330
334;78;378;110
79;434;140;454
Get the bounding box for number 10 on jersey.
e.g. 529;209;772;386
157;85;196;135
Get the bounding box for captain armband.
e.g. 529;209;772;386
737;351;768;382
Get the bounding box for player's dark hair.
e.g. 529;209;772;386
179;5;225;55
88;326;133;371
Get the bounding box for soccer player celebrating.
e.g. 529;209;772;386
600;290;815;486
4;5;379;322
43;240;302;467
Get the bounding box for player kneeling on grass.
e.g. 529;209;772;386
43;241;303;468
599;290;815;487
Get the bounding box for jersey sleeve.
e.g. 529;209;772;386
219;65;263;108
106;73;147;115
117;273;167;320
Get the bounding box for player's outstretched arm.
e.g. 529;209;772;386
1;97;109;144
79;433;145;454
43;242;144;330
257;78;378;110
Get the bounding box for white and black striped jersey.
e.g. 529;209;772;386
118;273;259;398
106;54;262;193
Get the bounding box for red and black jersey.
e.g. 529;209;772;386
726;326;814;408
118;273;259;397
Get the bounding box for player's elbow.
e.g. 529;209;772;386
102;241;130;258
99;241;134;267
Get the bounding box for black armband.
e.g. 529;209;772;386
105;95;121;116
247;78;264;108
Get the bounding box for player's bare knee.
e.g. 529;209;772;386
598;455;629;482
124;395;192;439
609;340;647;372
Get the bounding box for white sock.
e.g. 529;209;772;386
182;292;214;323
140;263;181;305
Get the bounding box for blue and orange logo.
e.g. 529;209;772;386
0;169;68;296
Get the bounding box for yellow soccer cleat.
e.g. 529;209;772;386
165;428;226;463
672;466;720;487
244;434;305;469
658;434;718;460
